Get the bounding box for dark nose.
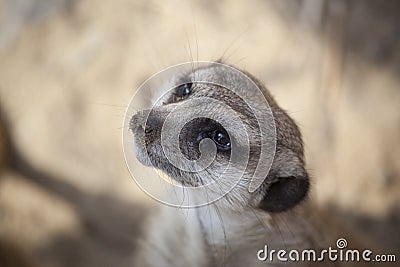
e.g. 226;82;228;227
129;109;163;136
129;112;141;133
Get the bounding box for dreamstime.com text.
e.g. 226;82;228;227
257;238;396;263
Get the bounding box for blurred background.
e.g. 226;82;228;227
0;0;399;266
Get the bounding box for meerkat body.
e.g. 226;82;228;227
128;63;384;267
134;201;334;267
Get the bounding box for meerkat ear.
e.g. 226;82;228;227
258;175;309;212
257;146;310;212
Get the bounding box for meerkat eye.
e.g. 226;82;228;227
211;129;231;151
175;82;193;98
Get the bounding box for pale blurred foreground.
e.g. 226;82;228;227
0;1;399;266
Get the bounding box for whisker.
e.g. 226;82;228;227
91;102;128;108
220;26;250;63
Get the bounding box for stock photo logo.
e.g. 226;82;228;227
122;62;276;207
257;238;397;263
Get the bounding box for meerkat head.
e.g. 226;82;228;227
128;62;309;213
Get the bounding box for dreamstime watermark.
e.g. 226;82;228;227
257;238;397;263
122;62;276;207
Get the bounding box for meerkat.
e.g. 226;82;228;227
127;62;386;267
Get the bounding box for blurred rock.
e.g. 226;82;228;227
0;0;74;48
0;238;35;267
0;0;399;266
0;112;8;171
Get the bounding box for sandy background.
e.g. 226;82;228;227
0;0;399;266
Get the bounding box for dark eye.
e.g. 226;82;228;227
175;82;192;98
211;129;231;151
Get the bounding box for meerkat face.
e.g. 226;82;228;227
129;63;309;212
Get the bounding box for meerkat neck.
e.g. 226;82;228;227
195;204;315;265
